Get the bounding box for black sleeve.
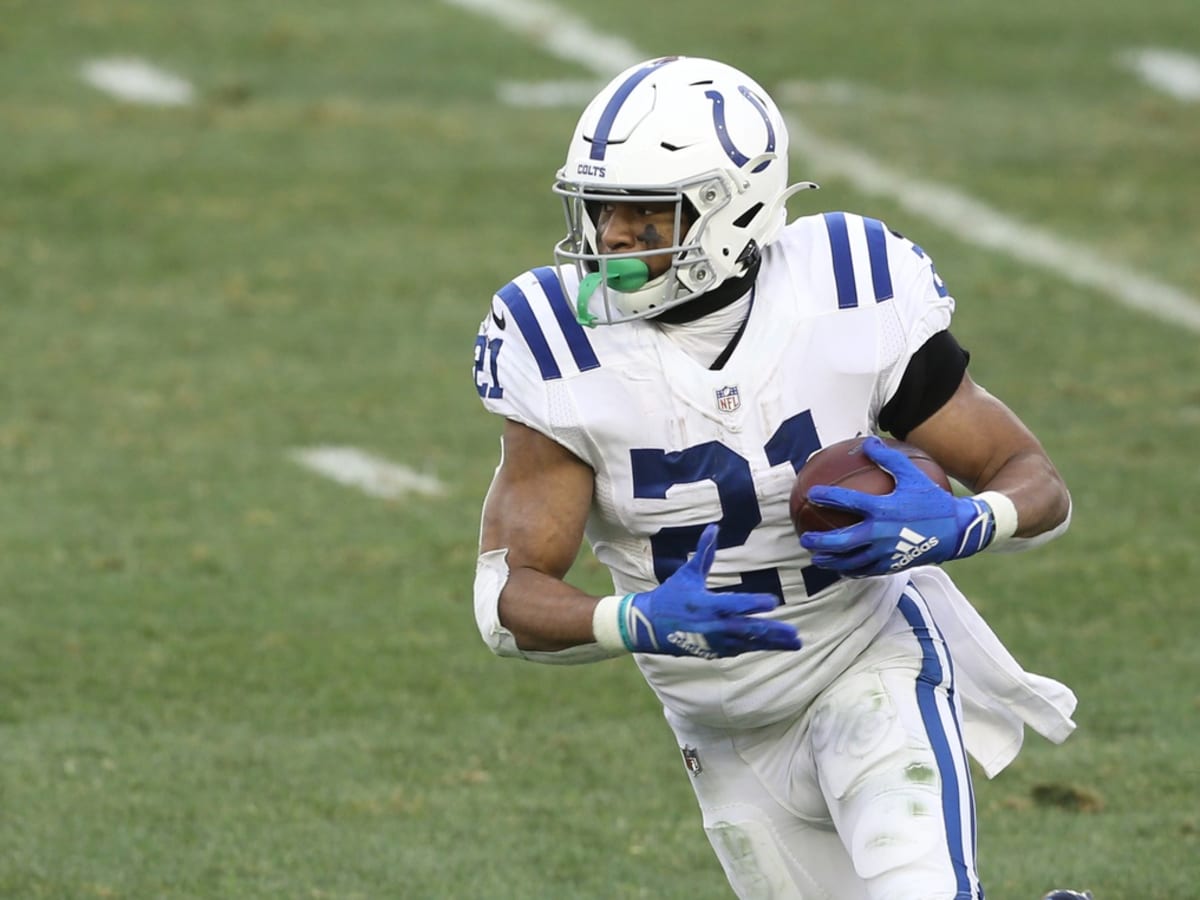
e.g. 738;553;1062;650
878;330;970;440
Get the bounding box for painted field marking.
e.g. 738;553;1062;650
1119;47;1200;102
779;112;1200;334
498;79;600;107
441;0;641;69
290;446;444;500
81;57;195;106
445;0;1200;335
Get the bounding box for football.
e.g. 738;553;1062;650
789;436;952;535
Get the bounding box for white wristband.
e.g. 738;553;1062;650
975;490;1019;549
592;594;631;653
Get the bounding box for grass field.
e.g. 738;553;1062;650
3;1;1199;897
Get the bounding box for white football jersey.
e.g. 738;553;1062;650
474;211;957;728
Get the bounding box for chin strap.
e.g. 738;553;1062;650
576;258;650;327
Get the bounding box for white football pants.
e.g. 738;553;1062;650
665;583;983;900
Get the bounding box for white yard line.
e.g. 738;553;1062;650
1119;47;1200;102
80;57;195;106
498;79;601;108
446;0;1200;335
441;0;641;70
780;116;1200;334
290;447;444;500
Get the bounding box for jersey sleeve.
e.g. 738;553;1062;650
473;296;551;434
471;267;603;458
790;212;959;428
868;225;959;422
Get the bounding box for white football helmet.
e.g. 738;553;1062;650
553;56;816;326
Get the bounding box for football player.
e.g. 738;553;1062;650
472;55;1081;899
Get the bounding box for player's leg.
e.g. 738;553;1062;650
809;581;983;900
664;709;870;900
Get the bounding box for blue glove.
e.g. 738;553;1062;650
799;436;996;577
615;524;802;659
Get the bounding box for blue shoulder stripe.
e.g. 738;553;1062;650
863;217;894;302
823;212;857;309
497;281;561;381
825;212;896;308
533;267;600;373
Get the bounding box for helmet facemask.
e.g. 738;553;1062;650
553;176;733;326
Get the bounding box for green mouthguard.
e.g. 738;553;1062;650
575;259;650;327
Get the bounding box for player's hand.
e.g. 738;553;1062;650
613;524;801;659
799;435;996;577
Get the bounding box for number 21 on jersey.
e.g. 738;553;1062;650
631;410;838;599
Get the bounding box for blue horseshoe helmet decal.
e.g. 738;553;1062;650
705;86;776;173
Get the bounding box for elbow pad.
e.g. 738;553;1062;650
474;548;525;658
473;549;622;665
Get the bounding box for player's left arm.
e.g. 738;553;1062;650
905;370;1071;541
800;370;1071;575
801;226;1069;574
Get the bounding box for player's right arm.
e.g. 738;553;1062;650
474;418;802;662
478;418;599;652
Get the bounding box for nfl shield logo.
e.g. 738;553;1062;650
715;385;740;413
681;746;702;776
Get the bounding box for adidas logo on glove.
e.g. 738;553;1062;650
668;630;719;660
889;528;940;570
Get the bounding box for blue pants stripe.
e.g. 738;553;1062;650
897;591;980;899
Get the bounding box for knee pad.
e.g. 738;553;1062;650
703;813;803;900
